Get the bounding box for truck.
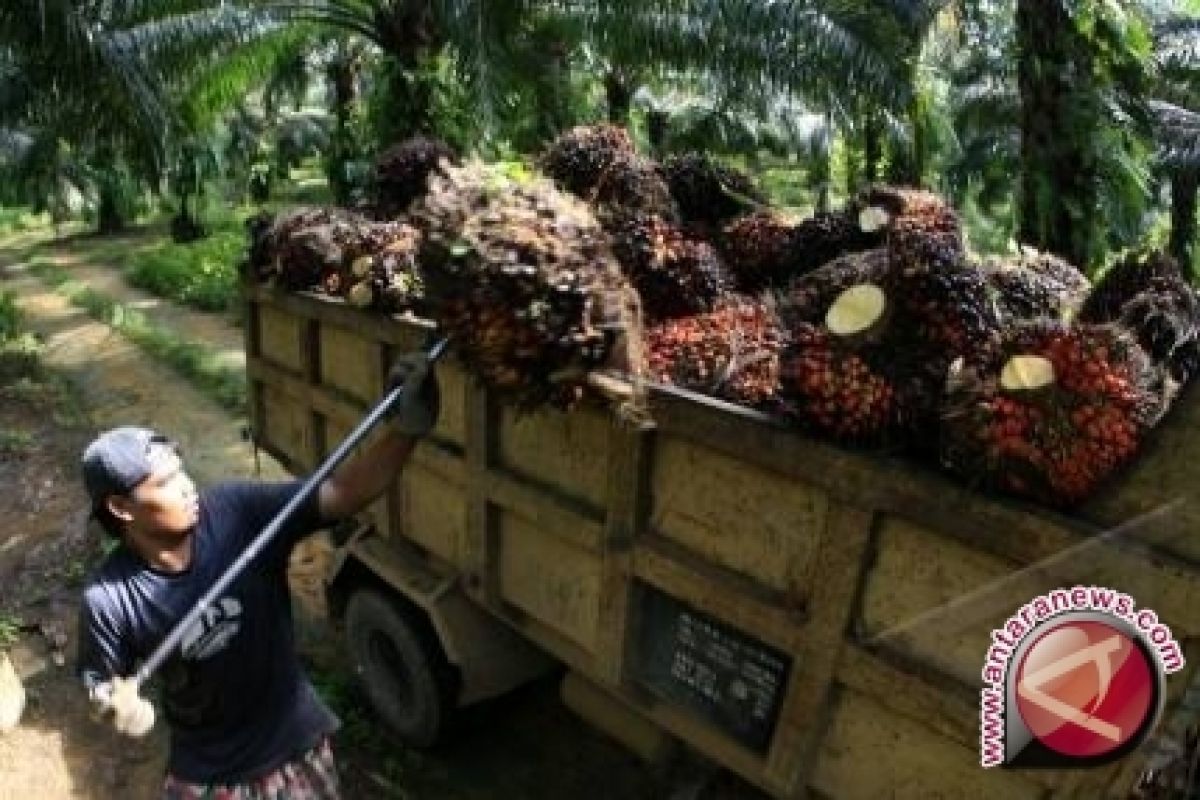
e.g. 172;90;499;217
242;279;1200;799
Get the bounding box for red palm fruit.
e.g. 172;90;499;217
941;320;1164;507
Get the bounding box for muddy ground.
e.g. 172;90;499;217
0;232;766;800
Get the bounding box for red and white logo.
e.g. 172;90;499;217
979;589;1182;769
1013;618;1156;762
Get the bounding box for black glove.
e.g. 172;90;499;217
386;350;441;438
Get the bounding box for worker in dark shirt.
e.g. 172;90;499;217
75;352;439;799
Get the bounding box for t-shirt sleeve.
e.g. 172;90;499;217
209;480;326;567
76;587;134;691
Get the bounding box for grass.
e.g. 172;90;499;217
123;223;245;312
0;429;33;455
25;261;247;414
0;291;43;384
0;207;51;237
0;613;22;650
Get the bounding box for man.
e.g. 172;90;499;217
75;352;439;799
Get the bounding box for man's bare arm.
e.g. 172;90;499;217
317;425;418;521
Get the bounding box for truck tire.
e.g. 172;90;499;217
344;588;455;748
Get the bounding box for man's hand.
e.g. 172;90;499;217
90;677;155;738
386;351;441;439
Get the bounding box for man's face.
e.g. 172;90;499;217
110;445;199;537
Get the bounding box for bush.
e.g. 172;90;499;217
125;227;244;312
0;291;42;383
0;207;50;235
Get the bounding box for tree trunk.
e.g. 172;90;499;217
1016;0;1096;269
863;114;882;186
647;111;669;154
97;182;125;235
532;38;572;146
328;54;359;205
1170;168;1198;282
888;95;926;187
604;69;635;125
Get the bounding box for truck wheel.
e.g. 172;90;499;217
344;588;455;748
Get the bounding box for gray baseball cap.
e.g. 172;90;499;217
81;427;177;508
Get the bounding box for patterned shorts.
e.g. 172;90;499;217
162;737;340;800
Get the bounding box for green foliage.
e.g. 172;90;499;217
0;613;21;650
0;290;42;383
125;227;244;312
26;262;245;413
0;291;21;342
0;208;50;234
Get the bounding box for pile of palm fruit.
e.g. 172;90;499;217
368;136;460;219
244;127;1200;508
411;159;638;410
242;206;425;313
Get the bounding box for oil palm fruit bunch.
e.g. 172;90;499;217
591;154;680;221
776;249;913;443
1079;250;1184;322
788;206;884;275
865;185;966;276
284;218;415;298
414;160;636;410
370;136;459;217
1079;251;1200;384
981;249;1091;323
719;210;799;290
645;296;784;409
982;259;1073;321
941;320;1164;507
267;208;368;291
345;223;425;312
606;211;733;322
249;206;348;286
1013;247;1091;298
540;124;636;197
661;153;766;225
886;259;1001;357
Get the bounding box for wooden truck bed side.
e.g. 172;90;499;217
244;283;1200;799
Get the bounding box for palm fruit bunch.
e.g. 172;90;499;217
413;160;636;410
981;248;1091;323
590;154;680;221
344;223;424;313
606;210;733;322
1079;251;1200;384
940;320;1165;507
369;136;459;218
645;296;784;409
982;258;1088;323
718;210;799;291
865;185;965;276
661;152;766;226
775;249;912;443
1013;247;1091;298
886;259;1001;357
540;124;636;197
788;206;884;275
246;206;349;286
862;187;998;358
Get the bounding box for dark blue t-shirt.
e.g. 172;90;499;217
76;480;340;784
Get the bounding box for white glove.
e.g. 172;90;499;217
91;676;155;738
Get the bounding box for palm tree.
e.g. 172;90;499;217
1153;13;1200;279
0;1;281;231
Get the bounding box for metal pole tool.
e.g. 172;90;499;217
133;336;450;688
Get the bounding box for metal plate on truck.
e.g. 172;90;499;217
630;584;791;754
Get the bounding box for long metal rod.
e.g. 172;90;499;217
135;336;449;686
